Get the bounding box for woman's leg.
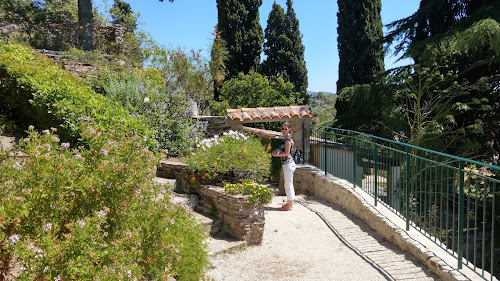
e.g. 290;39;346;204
281;162;296;210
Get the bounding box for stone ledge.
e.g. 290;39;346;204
294;164;496;281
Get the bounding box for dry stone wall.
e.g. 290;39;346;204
157;160;265;245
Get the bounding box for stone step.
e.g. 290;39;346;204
152;177;176;193
192;211;246;255
206;236;247;256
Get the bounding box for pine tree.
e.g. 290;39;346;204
261;0;308;104
336;0;385;91
216;0;264;80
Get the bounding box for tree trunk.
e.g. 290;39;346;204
78;0;93;51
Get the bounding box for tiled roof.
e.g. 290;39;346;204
227;106;313;122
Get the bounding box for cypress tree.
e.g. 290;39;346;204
262;0;308;104
216;0;264;80
261;3;288;79
336;0;385;91
285;0;308;104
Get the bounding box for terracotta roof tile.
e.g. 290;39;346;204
227;106;313;122
251;112;262;120
241;112;251;121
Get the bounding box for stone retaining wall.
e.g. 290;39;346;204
157;160;265;245
293;164;475;281
198;186;265;245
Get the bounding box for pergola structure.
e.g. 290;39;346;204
226;105;313;151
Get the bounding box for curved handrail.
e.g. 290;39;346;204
305;124;500;171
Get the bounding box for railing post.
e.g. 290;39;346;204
323;130;327;176
302;123;305;164
458;160;465;269
353;136;356;189
406;147;411;231
374;139;378;206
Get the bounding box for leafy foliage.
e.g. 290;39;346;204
213;71;301;115
0;0;79;50
0;42;155;148
224;182;274;205
334;80;391;137
311;92;336;127
185;130;271;183
0;121;209;280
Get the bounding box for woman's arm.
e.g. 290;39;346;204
271;140;292;157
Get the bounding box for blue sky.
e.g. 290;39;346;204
96;0;420;93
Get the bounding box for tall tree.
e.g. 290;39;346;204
110;0;137;33
261;3;288;79
78;0;93;50
385;0;500;159
216;0;264;80
261;1;308;104
284;0;308;103
336;0;385;91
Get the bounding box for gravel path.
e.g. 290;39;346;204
206;194;440;281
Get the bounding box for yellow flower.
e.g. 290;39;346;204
213;162;217;165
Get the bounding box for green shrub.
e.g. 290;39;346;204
223;182;275;205
0;121;209;280
91;64;207;155
259;137;283;183
185;130;271;182
213;71;302;114
0;42;156;148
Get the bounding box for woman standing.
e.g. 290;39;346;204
271;122;296;211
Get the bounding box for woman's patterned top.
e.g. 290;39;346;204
280;135;294;164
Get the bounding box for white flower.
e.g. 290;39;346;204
44;223;52;233
97;210;106;219
127;270;132;278
100;149;108;156
8;234;19;244
42;130;50;134
77;220;85;228
13;162;22;170
28;125;34;130
54;275;61;281
144;96;150;103
61;142;70;149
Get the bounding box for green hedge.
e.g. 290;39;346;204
0;42;155;147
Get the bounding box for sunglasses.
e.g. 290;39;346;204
282;128;289;131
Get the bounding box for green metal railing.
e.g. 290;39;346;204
302;123;499;281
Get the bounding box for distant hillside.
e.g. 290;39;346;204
307;90;336;96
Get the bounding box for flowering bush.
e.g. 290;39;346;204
185;130;271;183
223;182;275;205
0;121;208;280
